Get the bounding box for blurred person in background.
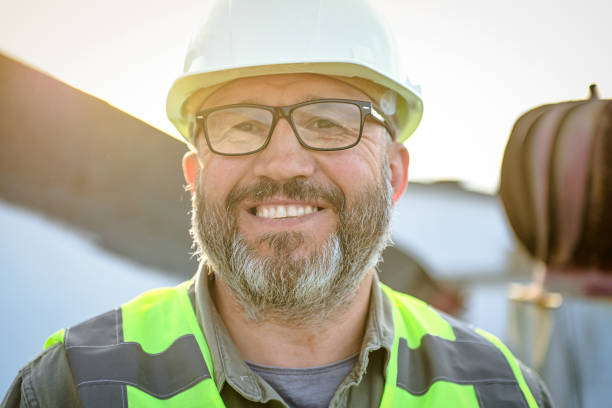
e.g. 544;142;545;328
2;1;552;407
501;84;612;408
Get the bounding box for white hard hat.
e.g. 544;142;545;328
166;0;423;146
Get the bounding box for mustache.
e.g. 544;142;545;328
224;177;345;213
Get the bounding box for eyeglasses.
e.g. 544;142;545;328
194;99;392;156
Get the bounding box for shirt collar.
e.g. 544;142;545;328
193;263;395;403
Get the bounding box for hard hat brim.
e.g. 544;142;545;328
166;61;423;147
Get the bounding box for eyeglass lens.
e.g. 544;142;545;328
205;102;362;154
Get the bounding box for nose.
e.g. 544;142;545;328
252;118;316;181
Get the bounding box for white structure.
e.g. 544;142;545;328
393;181;530;280
392;181;533;339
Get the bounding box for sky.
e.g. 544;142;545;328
1;0;611;193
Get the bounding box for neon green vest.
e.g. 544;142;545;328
45;280;538;407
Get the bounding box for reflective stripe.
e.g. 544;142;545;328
396;337;517;395
78;383;126;408
65;309;124;348
69;334;210;399
396;313;529;407
64;306;211;406
65;309;127;406
474;383;527;408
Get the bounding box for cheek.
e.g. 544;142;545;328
322;146;384;192
198;156;251;199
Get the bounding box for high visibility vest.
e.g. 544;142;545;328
45;280;538;407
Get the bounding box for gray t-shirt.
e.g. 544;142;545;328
246;354;358;408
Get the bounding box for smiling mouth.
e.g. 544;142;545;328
248;205;323;219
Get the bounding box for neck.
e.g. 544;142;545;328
212;271;374;368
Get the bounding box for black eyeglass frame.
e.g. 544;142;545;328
194;98;393;156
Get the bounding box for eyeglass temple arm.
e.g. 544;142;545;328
369;106;395;140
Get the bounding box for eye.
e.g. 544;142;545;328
233;121;257;132
311;118;340;129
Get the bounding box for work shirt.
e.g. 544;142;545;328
195;265;394;407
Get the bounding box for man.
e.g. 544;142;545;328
2;1;553;407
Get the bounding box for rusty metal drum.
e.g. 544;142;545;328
500;85;612;272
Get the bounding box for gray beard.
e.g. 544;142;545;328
190;170;393;324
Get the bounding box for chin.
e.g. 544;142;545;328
250;232;328;260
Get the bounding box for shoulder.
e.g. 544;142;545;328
50;281;196;348
2;281;196;408
519;361;555;408
382;283;511;349
382;285;555;407
380;284;457;342
1;344;81;408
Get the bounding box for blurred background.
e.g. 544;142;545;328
1;0;611;405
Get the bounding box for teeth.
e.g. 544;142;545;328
255;205;319;219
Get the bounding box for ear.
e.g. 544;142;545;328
387;142;410;204
182;151;201;192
